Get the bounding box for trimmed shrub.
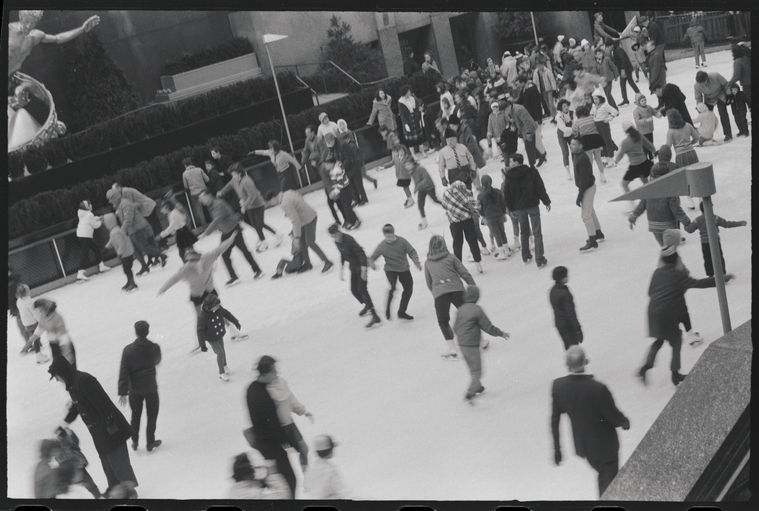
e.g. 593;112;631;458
162;37;255;76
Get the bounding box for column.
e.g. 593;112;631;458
430;13;458;79
378;26;404;78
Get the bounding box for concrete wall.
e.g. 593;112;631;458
535;11;594;44
14;10;236;111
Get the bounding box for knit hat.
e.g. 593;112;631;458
580;38;589;47
568;37;577;46
591;87;605;98
634;92;646;106
695;102;708;113
202;293;220;310
313;434;338;452
463;285;480;303
256;355;276;374
552;265;568;282
622;120;633;132
106;188;119;206
491;101;500;109
557;35;565;42
382;223;395;234
318;112;328;122
134;320;150;337
661;229;681;256
633;26;641;32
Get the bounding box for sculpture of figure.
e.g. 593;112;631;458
8;11;100;153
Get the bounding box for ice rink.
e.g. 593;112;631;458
7;50;752;500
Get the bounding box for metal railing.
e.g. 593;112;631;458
275;60;393;95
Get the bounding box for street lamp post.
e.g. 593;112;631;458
530;12;539;46
263;33;302;189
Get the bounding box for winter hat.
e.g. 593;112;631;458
327;223;341;235
502;51;511;58
656;145;673;163
591;88;605;99
134;320;150;337
568;37;577;46
695;102;708;113
256;355;276;374
552;265;568;282
336;118;348;132
622;120;633;132
318;112;328;122
313;434;338;452
324;132;336;146
581;38;589;48
634;92;646;106
382;223;395;234
633;26;641;33
106;188;120;207
557;35;565;42
480;174;492;188
661;229;682;256
463;285;480;303
203;293;221;310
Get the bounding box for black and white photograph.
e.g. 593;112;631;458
5;4;751;503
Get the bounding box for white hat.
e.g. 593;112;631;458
557;35;565;42
581;38;589;47
318;112;328;121
622;120;633;132
502;51;511;57
592;88;605;98
633;26;641;32
491;102;500;108
569;37;577;45
313;434;338;451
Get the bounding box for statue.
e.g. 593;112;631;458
8;11;100;154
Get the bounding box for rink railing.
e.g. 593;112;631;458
10;95;440;293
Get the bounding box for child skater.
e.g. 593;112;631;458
196;293;245;382
684;202;747;277
406;157;442;230
268;374;314;470
693;103;720;146
103;213;138;292
271;232;306;279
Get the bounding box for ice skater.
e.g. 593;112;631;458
27;298;75;367
638;230;733;386
571;137;604;252
684;202;747;277
549;266;583;350
268;370;314;470
75;199;109;281
478;175;511;260
453;285;509;403
197;293;245;382
368;223;422;321
328;223;381;328
104;213;138;292
407;157;442;230
271;232;306;279
424;235;476;360
157;200;197;262
15;283;46;361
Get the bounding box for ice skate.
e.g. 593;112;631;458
76;270;89;281
358;305;371;317
225;277;239;287
510;240;520;252
466;254;475;262
231;332;249;341
403;198;415;208
365;311;381;328
536;257;547;269
321;261;334;273
253;270;264;280
35;351;50;364
98;262;110;273
397;311;414;320
595;230;605;242
480;246;490;256
687;331;704;347
124;283;138;293
493;247;509;260
219;373;230;382
579;237;598;252
147;440;162;452
441;351;458;360
637;366;649;385
418;218;428;230
136;266;150;277
224;365;230;375
475;385;485;395
255;240;269;253
159;254;168;267
671;372;686;386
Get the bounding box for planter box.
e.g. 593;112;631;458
159;53;263;102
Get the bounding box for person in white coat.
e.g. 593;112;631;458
304;435;348;499
75;200;109;280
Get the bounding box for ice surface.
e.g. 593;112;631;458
6;50;752;500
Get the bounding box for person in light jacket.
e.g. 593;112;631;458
454;285;509;403
104;213;138;292
424;235;476;360
250;139;302;194
532;56;558;119
28;298;76;367
227;454;290;499
111;183;163;248
304;434;348;499
366;88;396;132
75;200;109;281
158;201;197;262
682;18;707;68
694;70;733;142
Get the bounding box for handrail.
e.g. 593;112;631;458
275;60;392;90
326;60;362;86
293;74;320;105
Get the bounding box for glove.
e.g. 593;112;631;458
441;177;449;187
576;197;582;207
554;450;562;465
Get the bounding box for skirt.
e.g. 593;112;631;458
581;133;605;151
674;149;699;169
623;159;653;182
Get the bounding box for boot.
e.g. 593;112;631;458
255;240;269;253
365;310;381;328
442;340;458;360
147;440;162;452
404;197;415;208
159;254;168;267
579;236;598;252
219;373;230;382
493;247;508;260
397;311;414;320
595;230;605;242
36;351;50;365
358;304;371;317
671;372;686;386
136;266;150;277
76;270;89;281
418;218;428;230
98;262;110;273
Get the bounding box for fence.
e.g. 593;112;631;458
657;11;751;47
10;92;440;292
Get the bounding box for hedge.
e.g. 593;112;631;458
8;72;301;180
162;37;255;76
9;71;439;239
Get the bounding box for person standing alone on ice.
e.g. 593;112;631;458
118;321;162;452
368;223;422;321
453;285;509;404
328;223;381;328
549;266;583;350
424;235;476;360
637;229;733;386
551;345;630;497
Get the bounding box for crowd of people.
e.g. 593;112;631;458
8;10;751;500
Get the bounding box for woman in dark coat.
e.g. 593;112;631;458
48;356;138;497
658;83;693;125
398;85;427;158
